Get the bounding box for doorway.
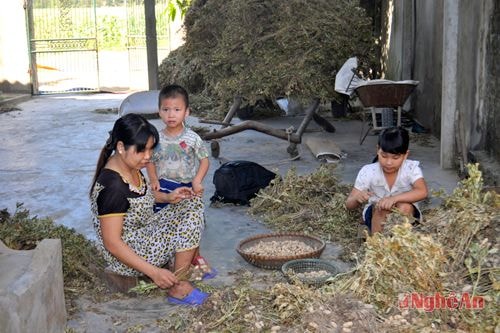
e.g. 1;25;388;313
26;0;172;94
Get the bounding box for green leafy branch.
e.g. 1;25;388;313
165;0;191;22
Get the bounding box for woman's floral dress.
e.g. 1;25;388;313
90;169;204;276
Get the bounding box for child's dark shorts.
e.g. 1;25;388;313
363;204;421;231
154;178;192;212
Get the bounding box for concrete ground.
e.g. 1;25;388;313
0;93;459;331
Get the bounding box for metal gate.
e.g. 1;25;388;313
26;0;99;94
126;0;170;90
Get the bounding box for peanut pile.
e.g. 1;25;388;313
243;240;314;256
295;270;331;279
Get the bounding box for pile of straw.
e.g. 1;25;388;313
336;221;446;309
159;0;378;116
423;164;499;271
331;164;499;332
249;164;359;249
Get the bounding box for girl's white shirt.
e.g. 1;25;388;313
354;159;424;215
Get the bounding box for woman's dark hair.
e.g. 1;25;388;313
89;113;159;196
158;84;189;109
378;126;409;155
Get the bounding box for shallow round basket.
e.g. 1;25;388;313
236;233;326;270
281;259;339;287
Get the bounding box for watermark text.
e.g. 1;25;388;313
398;292;485;312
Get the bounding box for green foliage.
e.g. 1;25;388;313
32;6;171;51
159;0;379;115
165;0;192;22
0;203;105;293
97;15;126;50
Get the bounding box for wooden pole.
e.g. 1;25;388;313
144;0;158;90
294;98;320;138
287;98;320;156
201;120;301;143
221;96;242;128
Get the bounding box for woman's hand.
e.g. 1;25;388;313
170;187;195;203
154;186;195;204
150;266;179;289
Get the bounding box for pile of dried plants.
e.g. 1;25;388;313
2;164;497;332
329;163;499;332
334;220;447;309
0;204;106;299
159;0;379;117
249;164;360;253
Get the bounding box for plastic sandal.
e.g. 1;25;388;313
167;288;209;306
202;268;218;280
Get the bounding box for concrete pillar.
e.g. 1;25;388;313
440;0;459;169
0;239;67;333
401;0;414;80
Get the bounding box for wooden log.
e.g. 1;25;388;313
201;98;321;145
221;96;242;128
294;98;320;138
312;112;336;133
201;120;301;143
286;98;320;157
199;119;234;126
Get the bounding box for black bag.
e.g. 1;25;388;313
210;160;277;205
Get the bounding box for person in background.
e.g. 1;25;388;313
90;113;208;306
345;126;428;234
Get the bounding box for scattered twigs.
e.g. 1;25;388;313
206;288;247;329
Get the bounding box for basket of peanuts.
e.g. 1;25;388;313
281;258;340;287
236;232;326;269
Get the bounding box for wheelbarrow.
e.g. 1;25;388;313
355;80;419;144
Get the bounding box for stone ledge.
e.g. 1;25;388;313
0;239;66;333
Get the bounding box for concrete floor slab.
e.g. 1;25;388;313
0;92;459;270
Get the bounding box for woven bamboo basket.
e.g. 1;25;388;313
236;232;326;270
281;258;340;287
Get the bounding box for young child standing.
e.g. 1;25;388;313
345;127;428;234
147;84;215;278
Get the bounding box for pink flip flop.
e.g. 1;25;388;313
167;288;209;306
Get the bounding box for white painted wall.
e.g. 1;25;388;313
0;0;30;92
